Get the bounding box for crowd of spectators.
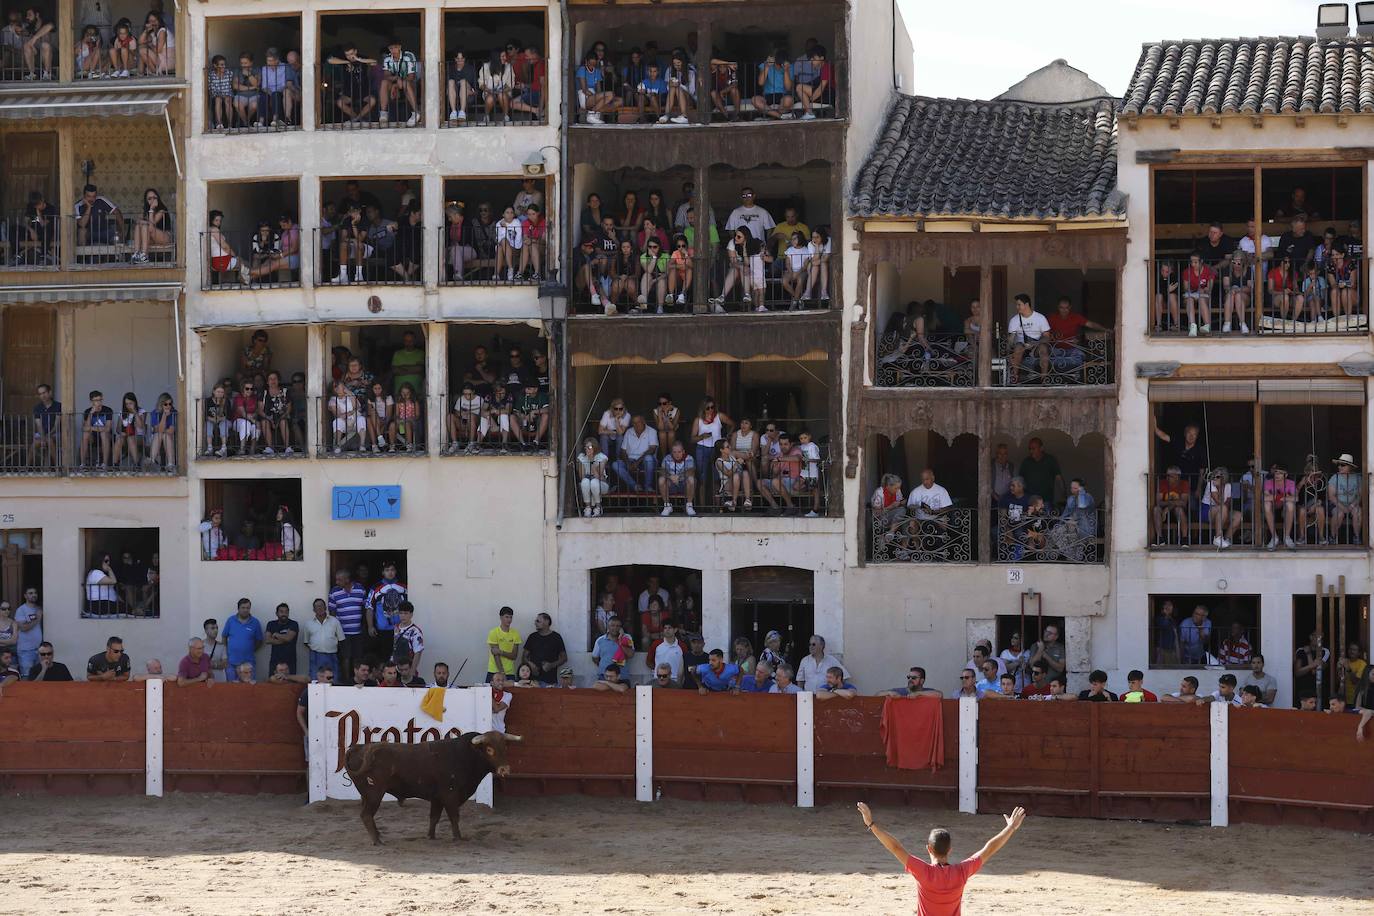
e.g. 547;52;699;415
871;439;1099;561
446;340;549;453
443;40;545;124
25;383;180;472
8;184;174;267
206;45;300;130
575;36;834;125
580;395;823;516
320;181;424;285
443;178;548;283
575;184;830;313
1154;211;1363;336
199;330;308;456
1;6;174;81
81;550;160;617
206;209;300;287
1151;421;1363;549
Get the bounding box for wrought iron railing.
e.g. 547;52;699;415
994;329;1112;386
875;330;976;388
1147;256;1367;337
438;393;549;455
315;226;424;286
317;395;427;457
994;507;1106;564
867;506;975;563
82;578;160;618
569;251;836;315
318;59;424;129
68;213;177;268
438;227;551;285
194;397;306;458
200;229;302;290
0;411;181;475
2;209;60;268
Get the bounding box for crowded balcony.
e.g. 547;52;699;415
203;16;302;134
1148;165;1366;337
569;163;837;316
195;326;308;460
3;1;180;84
199;180;301;290
440;10;547;127
864;429;1109;564
438;178;553;286
569;357;835;518
872;261;1117;390
317;13;423;130
198;478;302;562
0;296;181;477
439;323;551;456
317;323;429;459
1146;595;1259;671
568;13;843;127
317;178;422;287
1148;381;1367;552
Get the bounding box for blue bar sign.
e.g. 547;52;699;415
332;485;402;521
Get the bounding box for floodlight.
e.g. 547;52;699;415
1317;3;1350;39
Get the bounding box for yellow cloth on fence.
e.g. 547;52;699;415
420;687;446;722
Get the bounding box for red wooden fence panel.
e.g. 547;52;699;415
163;682;306;793
977;700;1093;817
814;697;959;807
0;682;145;795
500;687;635;798
652;691;797;803
1096;704;1209;821
1229;707;1374;832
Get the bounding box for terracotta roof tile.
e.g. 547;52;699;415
850;95;1123;220
1122;37;1374;117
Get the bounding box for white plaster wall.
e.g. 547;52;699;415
556;519;846;683
73;301;180;404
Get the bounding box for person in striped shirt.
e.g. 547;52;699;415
328;568;368;685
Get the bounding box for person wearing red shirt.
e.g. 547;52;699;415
857;801;1025;915
1119;669;1160;703
1153;465;1190;546
1180;252;1216;336
1266;254;1299;322
1046;296;1106;376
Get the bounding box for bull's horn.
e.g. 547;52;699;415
504;734;523;743
471;734;487;747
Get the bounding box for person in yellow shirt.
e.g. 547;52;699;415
769;205;809;261
487;606;521;681
1339;641;1368;705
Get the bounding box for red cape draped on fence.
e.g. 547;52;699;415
880;696;944;772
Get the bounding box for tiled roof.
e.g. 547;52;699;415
1122;37;1374;117
850;95;1124;220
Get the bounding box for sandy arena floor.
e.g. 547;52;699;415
0;794;1366;915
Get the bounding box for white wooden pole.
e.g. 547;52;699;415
636;686;653;802
958;697;978;814
145;678;163;797
307;682;328;804
1210;701;1229;827
795;691;815;808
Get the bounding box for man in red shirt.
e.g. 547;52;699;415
1046;296;1107;375
858;801;1025;915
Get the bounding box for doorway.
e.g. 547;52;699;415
0;529;43;609
326;550;408;598
2;309;56;417
730;566;814;671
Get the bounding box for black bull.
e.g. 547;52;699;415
344;730;522;845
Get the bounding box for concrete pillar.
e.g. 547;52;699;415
423;8;442;130
425;321;447;449
702;566;730;652
300;12;318;130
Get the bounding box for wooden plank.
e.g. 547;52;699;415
1095;704;1209;737
164;742;304;771
655;750;795;783
653;692;796;755
0;741;143;771
506;746;635;779
1230;767;1374;806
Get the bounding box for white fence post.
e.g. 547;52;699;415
307;682;327;804
1210;702;1229;827
475;685;494;808
958;697;978;814
795;691;814;808
636;686;653;802
145;678;163;797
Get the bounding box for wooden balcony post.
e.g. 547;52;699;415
694;19;712;125
692;164;710;312
977;263;993;387
978;410;992;564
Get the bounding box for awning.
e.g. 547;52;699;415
1258;378;1365;406
0;90;175;120
1148;380;1257;402
0;283;182;305
0;90;182;177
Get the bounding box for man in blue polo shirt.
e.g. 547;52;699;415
327;568;368;685
737;660;774;693
814;665;859;701
694;649;740;694
222;598;263;682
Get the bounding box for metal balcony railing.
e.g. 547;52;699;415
0;411;181;476
994;507;1107;564
1147;257;1368;337
439;393;549;455
318;58;424;129
438;228;551;285
317;395;427;457
867;506;975;563
82;578;160;619
1147;470;1369;551
194;397;306;458
200;228;302;290
874;331;976;388
315;226;424;286
68;213;177;268
570;250;836;315
994;329;1113;387
1;209;60;269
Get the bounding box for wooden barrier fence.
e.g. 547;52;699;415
2;683;1371;832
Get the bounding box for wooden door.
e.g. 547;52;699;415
1;132;58;215
1;308;56;417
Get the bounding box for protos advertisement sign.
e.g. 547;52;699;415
306;684;493;806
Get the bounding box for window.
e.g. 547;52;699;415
1148;594;1259;670
81;528;159;618
200;479;302;560
589;565;700;652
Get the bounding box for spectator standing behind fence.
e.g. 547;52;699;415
519;613;567;686
87;636;131;681
27;642;72;681
796;634;847;692
176;638;213;687
1028;625;1066;682
264;603;299;675
1178;605;1212;665
302;598;343;680
485;606;520;681
223;598;262;682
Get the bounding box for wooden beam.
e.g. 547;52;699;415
1139;148;1374;165
1171;363;1354;379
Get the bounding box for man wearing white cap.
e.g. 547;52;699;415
1328;454;1362;544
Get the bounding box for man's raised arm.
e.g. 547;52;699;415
972;807;1026;863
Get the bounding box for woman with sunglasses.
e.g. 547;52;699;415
608;239;639;312
131;187;171;263
638;236;670;313
598;399;630;465
690;398;734;506
653;393;680;457
668;233;695;308
147;391;179;470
